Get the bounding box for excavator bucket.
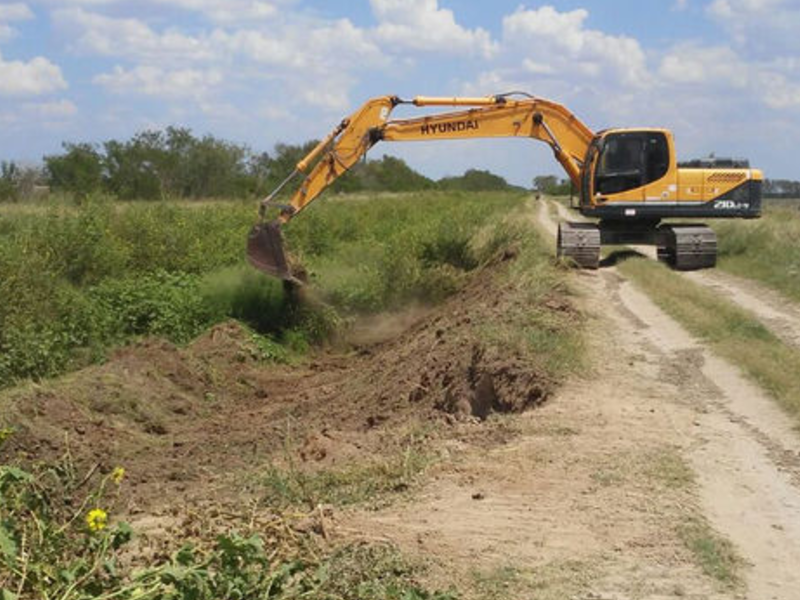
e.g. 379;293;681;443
246;221;294;281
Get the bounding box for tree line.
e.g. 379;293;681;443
0;127;522;202
3;129;795;202
763;179;800;199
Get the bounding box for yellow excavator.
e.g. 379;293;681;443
247;93;762;280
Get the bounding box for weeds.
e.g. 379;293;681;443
480;226;585;379
0;191;523;387
678;517;742;587
472;560;597;600
715;206;800;302
0;432;453;600
259;444;433;510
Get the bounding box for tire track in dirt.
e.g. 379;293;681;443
681;269;800;349
540;198;800;599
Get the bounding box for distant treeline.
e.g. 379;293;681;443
763;179;800;199
0;127;522;202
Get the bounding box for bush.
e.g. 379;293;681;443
0;191;524;386
91;271;224;343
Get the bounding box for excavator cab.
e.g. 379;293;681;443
579;128;762;220
579;129;673;212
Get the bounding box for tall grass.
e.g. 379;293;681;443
0;191;525;386
715;206;800;301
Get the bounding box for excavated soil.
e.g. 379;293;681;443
0;256;567;512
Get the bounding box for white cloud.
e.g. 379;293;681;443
94;65;223;98
708;0;800;52
659;42;800;109
0;2;34;41
760;72;800;109
153;0;278;23
501;6;650;88
54;8;217;62
37;0;284;22
522;59;554;75
23;98;77;117
221;18;383;70
0;3;33;20
55;7;384;70
370;0;496;58
659;44;748;87
55;7;386;112
0;50;66;95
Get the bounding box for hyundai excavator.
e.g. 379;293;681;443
247;93;762;280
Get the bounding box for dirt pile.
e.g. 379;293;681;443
1;257;566;510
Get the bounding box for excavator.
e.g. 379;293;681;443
247;93;762;280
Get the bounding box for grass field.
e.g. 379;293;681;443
0;191;525;387
715;203;800;302
0;190;583;600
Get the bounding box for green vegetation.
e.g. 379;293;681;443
763;180;800;198
532;175;572;196
471;560;597;600
643;449;695;490
637;447;740;586
619;258;800;421
679;517;742;587
259;443;432;510
439;169;523;192
0;437;453;600
480;225;585;379
0;191;524;387
715;206;800;302
0;129;521;203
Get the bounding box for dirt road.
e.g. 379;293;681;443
545;200;800;598
350;199;800;599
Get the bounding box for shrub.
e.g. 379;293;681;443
0;191;525;385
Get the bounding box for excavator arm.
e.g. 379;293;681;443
247;93;596;280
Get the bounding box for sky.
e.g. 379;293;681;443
1;0;799;185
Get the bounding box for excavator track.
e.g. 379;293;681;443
557;221;600;269
657;224;717;270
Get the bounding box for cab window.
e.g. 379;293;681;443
595;132;669;195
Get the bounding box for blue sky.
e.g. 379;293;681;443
1;0;799;185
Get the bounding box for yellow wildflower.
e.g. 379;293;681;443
86;508;108;532
112;466;125;485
